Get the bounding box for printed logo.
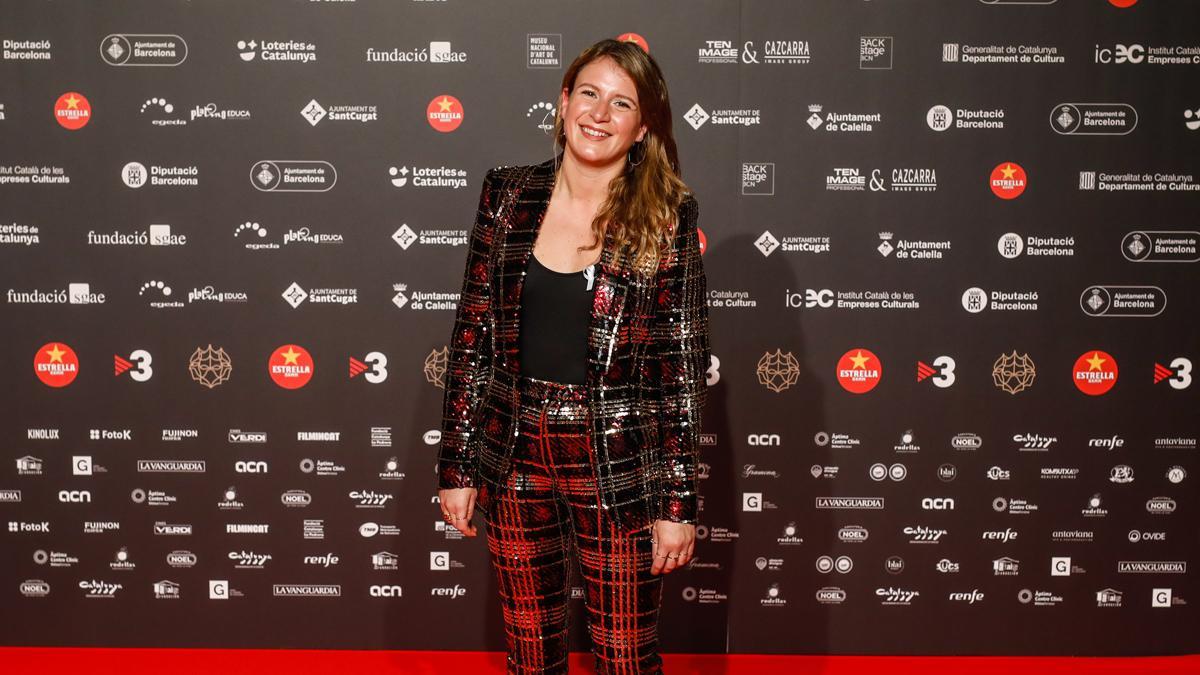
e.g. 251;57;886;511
269;344;314;389
990;162;1027;199
34;342;79;387
1073;350;1118;395
836;348;882;394
427;95;464;133
54;92;92;130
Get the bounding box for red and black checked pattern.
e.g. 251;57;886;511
478;375;665;675
439;154;710;532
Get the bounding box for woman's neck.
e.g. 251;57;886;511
557;148;625;206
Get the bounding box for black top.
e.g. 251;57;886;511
518;253;596;385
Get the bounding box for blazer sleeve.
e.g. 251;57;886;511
652;194;710;524
437;167;499;490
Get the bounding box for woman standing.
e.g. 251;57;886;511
437;38;709;674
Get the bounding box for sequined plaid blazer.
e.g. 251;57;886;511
436;154;710;531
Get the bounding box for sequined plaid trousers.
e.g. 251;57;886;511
476;374;665;675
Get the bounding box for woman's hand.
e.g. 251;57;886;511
438;487;479;537
650;520;695;575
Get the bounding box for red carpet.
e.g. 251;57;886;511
0;649;1196;674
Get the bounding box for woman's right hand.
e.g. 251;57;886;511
438;487;479;537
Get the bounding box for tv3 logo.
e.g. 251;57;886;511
916;356;955;388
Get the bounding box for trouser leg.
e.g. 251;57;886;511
484;414;574;674
543;426;666;674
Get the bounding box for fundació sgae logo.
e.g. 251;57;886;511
426;95;463;133
54;92;92;130
990;162;1027;199
615;33;649;53
1073;350;1118;395
34;342;80;387
269;344;314;389
836;348;882;394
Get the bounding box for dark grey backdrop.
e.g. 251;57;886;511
0;0;1197;656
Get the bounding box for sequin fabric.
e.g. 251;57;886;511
480;374;664;675
438;152;710;531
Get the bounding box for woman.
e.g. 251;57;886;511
436;38;709;674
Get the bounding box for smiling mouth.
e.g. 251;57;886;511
580;124;612;139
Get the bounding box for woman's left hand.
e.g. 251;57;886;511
649;520;695;575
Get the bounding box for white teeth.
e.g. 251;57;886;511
581;126;610;138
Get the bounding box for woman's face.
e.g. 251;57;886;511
560;56;647;169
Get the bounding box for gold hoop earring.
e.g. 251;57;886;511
627;140;645;167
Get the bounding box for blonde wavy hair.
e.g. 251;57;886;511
551;38;691;273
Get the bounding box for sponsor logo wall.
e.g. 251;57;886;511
0;0;1196;655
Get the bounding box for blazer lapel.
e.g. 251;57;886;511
493;152;630;389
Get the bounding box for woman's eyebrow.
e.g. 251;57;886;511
577;81;636;102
